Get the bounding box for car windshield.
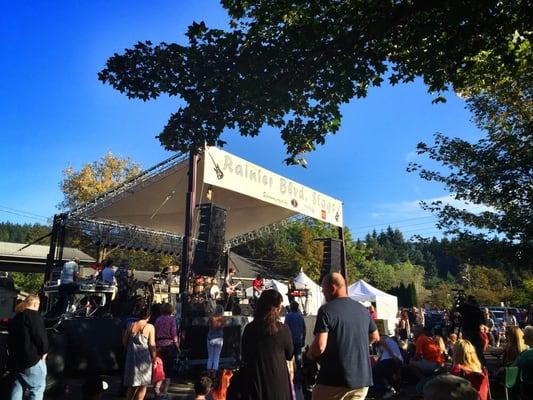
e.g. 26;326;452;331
492;311;504;320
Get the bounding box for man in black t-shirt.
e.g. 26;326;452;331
308;273;380;400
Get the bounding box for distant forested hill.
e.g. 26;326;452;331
0;222;51;245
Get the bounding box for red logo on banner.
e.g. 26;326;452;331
321;210;326;219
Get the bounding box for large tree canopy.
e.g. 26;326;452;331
59;152;141;210
98;1;531;163
408;65;532;270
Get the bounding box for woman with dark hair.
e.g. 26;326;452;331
398;310;410;340
239;289;293;400
123;306;156;400
154;303;178;399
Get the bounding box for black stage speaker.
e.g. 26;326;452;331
320;238;342;282
58;318;124;374
192;204;227;276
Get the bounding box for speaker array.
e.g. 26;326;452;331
319;238;342;282
191;204;227;277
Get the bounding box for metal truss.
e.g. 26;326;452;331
66;216;183;255
224;214;308;249
66;213;311;255
70;152;189;218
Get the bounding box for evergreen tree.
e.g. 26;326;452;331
0;222;51;244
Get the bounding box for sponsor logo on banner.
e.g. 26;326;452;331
203;146;343;227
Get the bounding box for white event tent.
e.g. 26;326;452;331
293;270;324;316
245;279;290;308
348;280;398;335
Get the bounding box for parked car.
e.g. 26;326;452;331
482;306;522;327
491;310;505;327
424;310;444;334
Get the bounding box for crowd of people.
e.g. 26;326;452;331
4;259;533;400
363;297;533;400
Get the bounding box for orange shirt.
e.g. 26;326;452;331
416;334;444;365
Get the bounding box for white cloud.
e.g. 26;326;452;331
369;194;494;221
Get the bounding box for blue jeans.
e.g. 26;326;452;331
207;337;223;370
10;359;47;400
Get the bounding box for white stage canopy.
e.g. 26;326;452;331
71;147;343;242
348;280;398;335
293;270;324;316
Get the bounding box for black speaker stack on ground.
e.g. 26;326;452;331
191;203;227;277
319;238;342;283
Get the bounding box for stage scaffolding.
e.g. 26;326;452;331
44;211;303;282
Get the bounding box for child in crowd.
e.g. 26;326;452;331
434;335;448;362
446;333;458;358
152;348;166;399
210;369;233;400
194;375;213;400
479;325;490;351
497;321;507;347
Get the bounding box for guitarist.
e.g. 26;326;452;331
252;274;264;301
223;267;239;311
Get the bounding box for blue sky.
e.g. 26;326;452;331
0;1;483;240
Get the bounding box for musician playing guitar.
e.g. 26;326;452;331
252;274;264;299
223;267;240;311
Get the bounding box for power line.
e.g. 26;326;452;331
350;215;436;230
0;205;49;219
351;204;491;233
350;220;440;234
0;209;49;222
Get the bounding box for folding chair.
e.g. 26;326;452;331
504;366;519;400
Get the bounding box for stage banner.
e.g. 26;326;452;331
203;146;343;227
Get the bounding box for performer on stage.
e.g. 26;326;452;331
60;257;80;285
223;267;239;311
99;259;117;285
287;277;296;303
252;274;264;300
56;257;80;315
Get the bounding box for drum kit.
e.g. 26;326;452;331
190;275;222;303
